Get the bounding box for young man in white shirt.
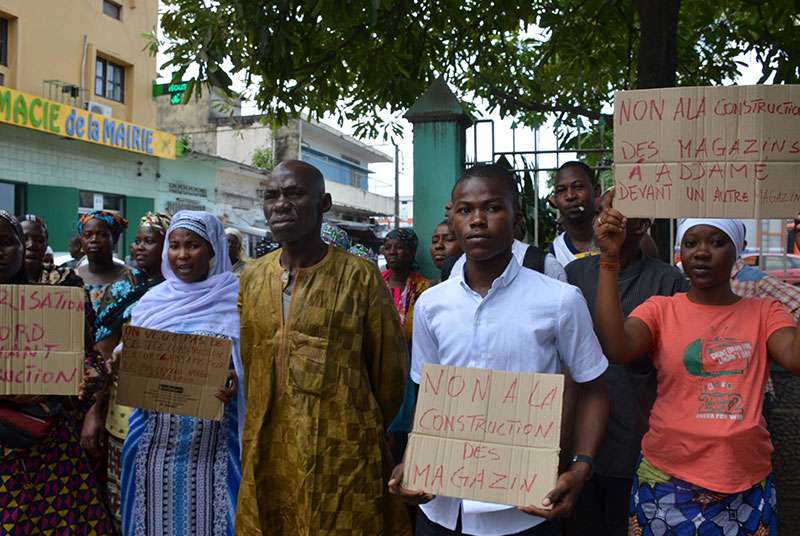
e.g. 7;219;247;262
389;164;609;536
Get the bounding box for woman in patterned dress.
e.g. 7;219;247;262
76;210;134;489
92;212;171;531
74;210;132;314
0;211;113;535
119;211;243;536
380;228;430;342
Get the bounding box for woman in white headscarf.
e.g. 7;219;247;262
119;211;243;536
593;193;800;536
225;227;250;275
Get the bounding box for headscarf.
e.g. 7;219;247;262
130;211;240;340
94;211;169;341
139;212;172;234
0;211;25;245
0;211;28;284
21;214;48;238
129;212;242;433
385;228;419;254
78;210;128;241
676;218;745;258
225;227;250;262
321;222;351;250
349;243;378;264
385;227;420;271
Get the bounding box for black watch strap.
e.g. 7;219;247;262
570;454;594;476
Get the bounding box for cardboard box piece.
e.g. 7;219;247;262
613;85;800;219
403;364;564;508
117;326;232;421
0;285;85;396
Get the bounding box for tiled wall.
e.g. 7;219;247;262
0;124;160;198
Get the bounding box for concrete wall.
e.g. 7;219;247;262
156;90;271;168
410;120;468;278
273;120;301;163
216;125;273;168
0;123;158;197
156;103;393;221
0;0;158;125
326;180;393;217
216;167;267;228
0;123;159;250
156;156;219;215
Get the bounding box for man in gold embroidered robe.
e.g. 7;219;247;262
236;160;410;535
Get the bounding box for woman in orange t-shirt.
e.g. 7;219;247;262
592;192;800;536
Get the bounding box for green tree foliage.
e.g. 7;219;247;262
251;146;274;170
159;0;798;139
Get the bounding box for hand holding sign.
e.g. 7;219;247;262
388;463;435;505
593;188;628;258
518;463;590;519
215;370;238;404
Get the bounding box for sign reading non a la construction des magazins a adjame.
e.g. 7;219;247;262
613;84;800;219
0;86;177;159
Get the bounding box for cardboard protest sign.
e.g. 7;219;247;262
0;285;85;395
403;364;563;508
613;85;800;218
117;326;231;420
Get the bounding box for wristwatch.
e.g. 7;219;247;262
570;454;595;478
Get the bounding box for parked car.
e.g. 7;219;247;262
741;254;800;285
52;254;126;267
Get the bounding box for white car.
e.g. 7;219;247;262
53;254;126;267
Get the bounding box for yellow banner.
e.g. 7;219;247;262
0;86;176;160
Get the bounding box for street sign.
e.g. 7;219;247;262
152;81;190;105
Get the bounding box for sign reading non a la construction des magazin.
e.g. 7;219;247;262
0;86;177;159
403;364;564;508
613;85;800;219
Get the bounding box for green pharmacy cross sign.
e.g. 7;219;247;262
152;81;190;105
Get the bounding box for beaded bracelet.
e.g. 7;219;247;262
599;260;620;272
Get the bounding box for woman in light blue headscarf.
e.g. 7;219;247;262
120;211;242;536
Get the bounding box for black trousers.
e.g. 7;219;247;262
416;509;559;536
562;475;631;536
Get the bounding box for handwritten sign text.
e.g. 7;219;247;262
613;85;800;218
0;285;85;395
117;326;231;420
403;365;563;508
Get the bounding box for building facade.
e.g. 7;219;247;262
0;0;158;125
0;0;184;255
155;90;395;235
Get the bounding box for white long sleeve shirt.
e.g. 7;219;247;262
411;256;607;536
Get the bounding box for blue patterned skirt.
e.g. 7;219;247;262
629;456;777;536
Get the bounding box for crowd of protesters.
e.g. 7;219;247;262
0;158;797;536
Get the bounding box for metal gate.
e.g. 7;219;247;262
462;118;794;273
464;119;613;248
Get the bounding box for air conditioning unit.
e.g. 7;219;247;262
84;101;113;117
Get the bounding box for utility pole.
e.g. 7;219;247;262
394;143;400;229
